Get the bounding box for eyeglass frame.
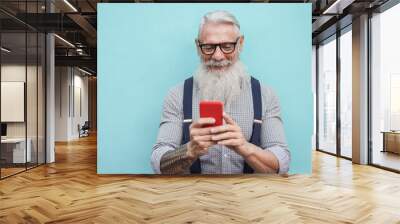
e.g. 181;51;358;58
196;36;241;55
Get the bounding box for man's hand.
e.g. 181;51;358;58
187;118;217;159
210;113;250;154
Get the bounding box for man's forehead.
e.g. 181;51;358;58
199;22;239;43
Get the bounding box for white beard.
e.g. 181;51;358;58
194;60;249;107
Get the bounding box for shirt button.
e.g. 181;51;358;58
224;154;228;158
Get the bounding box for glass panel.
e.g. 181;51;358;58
1;31;27;177
371;3;400;171
0;1;46;179
318;37;337;154
26;0;39;169
312;46;317;151
340;29;352;158
38;32;45;165
390;75;400;130
27;31;38;169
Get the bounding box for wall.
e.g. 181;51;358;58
55;67;89;141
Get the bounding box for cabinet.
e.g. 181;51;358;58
382;131;400;154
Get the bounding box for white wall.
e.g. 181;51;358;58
55;67;89;141
73;73;89;137
55;66;69;141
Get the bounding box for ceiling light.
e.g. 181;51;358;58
78;67;93;76
63;0;78;12
1;47;11;53
54;34;75;48
323;0;355;15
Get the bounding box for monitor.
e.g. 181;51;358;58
1;123;7;137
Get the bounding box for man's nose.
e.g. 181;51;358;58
212;46;225;61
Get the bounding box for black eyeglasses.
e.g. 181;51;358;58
197;37;240;55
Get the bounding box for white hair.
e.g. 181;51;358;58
198;10;241;38
194;60;249;108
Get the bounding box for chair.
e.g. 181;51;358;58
79;121;90;138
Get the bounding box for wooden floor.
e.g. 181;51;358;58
1;135;400;224
0;167;26;178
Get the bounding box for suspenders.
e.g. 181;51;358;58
181;77;202;173
181;76;262;174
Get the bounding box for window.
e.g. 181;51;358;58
371;2;400;171
317;36;337;154
339;28;352;158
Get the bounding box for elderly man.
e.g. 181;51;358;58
151;10;290;174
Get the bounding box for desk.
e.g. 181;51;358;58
381;131;400;154
1;138;31;163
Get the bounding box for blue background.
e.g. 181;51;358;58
98;3;312;174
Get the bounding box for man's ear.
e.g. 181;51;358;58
195;39;201;56
239;36;244;52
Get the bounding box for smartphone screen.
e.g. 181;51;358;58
199;101;223;127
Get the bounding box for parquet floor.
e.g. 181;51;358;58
0;167;26;178
1;134;400;223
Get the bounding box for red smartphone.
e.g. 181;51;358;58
199;101;223;127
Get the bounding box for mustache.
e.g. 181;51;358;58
204;59;232;67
